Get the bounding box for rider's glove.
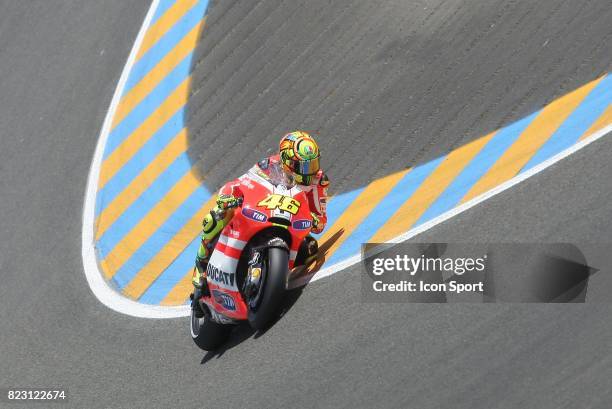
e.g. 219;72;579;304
216;194;243;210
311;212;320;230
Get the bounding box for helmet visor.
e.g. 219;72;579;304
296;156;320;175
285;156;320;185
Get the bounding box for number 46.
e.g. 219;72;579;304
257;194;301;215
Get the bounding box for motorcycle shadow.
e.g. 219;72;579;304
287;228;346;288
200;286;305;365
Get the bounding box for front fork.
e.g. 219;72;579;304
243;238;289;309
243;251;263;304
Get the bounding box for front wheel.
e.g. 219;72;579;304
247;246;289;330
190;305;232;351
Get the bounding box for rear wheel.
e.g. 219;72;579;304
190;305;232;351
247;246;289;330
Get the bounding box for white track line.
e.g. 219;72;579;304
81;0;190;319
80;1;612;318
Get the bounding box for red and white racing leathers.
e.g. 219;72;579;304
217;154;329;234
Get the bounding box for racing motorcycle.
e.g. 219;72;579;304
190;164;314;350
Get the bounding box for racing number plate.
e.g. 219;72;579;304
257;194;301;215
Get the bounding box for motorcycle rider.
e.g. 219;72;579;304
191;131;329;312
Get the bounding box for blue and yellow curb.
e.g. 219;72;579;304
86;0;612;311
90;0;213;307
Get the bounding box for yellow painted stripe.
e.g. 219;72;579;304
161;268;194;305
318;170;409;260
98;78;191;189
99;258;115;283
461;76;603;203
136;0;199;61
370;132;496;243
122;195;217;299
580;103;612;141
102;170;201;278
112;20;204;128
95;129;188;240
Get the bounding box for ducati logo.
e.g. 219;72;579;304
206;263;235;287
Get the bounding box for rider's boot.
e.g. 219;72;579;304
190;207;231;317
295;235;319;267
191;255;209;318
303;235;319;265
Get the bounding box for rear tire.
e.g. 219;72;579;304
190;306;232;351
248;246;289;330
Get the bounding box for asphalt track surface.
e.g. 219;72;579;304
187;0;612;193
1;1;611;408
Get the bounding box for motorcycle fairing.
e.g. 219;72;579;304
202;170;313;321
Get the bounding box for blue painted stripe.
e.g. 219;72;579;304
112;187;209;289
97;153;192;258
327;157;445;265
103;55;192;160
151;0;176;25
413;111;539;226
123;0;208;95
138;236;200;304
522;75;612;172
313;188;366;238
96;109;185;216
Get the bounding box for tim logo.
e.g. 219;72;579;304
292;219;312;230
242;207;267;223
212;290;236;311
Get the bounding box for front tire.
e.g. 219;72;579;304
247;246;289;330
190;306;231;351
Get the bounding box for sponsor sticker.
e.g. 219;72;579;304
212;290;236;311
242;207;268;223
206;263;235;287
239;174;256;190
292;219;312;230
